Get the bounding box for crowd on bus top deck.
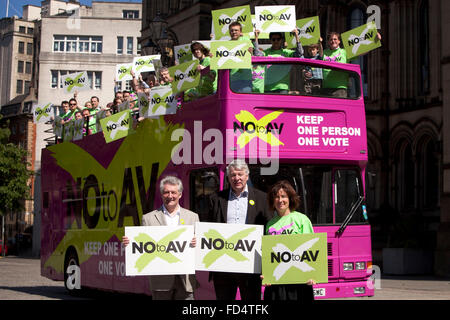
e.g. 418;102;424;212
56;22;381;132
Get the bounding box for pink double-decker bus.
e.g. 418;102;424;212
40;55;373;299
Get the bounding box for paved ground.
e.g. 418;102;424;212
1;256;450;300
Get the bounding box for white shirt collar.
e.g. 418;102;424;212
162;205;181;217
230;184;249;199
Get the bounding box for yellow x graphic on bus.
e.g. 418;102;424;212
234;110;285;148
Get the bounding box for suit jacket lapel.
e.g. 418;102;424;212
155;206;166;226
246;187;256;224
220;189;229;223
179;207;188;225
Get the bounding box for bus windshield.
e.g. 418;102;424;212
248;164;366;225
230;60;361;99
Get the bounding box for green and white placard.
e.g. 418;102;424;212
195;222;263;273
95;109;108;133
137;92;150;118
53;115;62;137
254;5;296;33
262;233;328;285
125;225;195;276
63;120;73;142
149;86;178;117
62;71;90;94
116;63;133;81
32;103;53;123
210;40;252;70
100;110;135;143
168;60;200;93
174;44;193;64
245;15;269;39
341;21;381;60
211;5;252;40
285;16;321;48
132;55;160;74
72;118;84;141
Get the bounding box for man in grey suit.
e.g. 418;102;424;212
123;175;199;300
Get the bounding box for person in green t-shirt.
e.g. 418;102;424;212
185;42;217;101
322;32;349;98
227;21;255;93
254;29;303;94
322;31;381;98
262;180;316;302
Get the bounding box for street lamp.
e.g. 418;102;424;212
148;11;174;66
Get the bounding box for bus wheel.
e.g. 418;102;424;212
64;248;81;294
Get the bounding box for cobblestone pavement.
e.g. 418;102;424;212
1;256;450;300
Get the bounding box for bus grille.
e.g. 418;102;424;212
327;243;334;276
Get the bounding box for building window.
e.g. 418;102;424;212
419;0;430;94
117;36;123;54
87;71;102;90
123;10;139;19
51;70;101;89
127;37;133;54
25;81;31;94
27;27;34;34
53;35;103;53
19;26;26;33
25;62;31;74
27;42;33;55
79;36;90;52
51;70;58;88
18;61;24;73
91;36;102;53
137;39;141;55
17;80;23;94
19;41;25;54
125;80;132;91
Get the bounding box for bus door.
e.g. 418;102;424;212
332;168;371;282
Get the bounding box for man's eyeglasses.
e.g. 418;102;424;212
271;37;282;42
69;103;77;106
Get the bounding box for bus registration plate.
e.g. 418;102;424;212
313;288;326;297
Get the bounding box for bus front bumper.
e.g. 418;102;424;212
313;280;375;299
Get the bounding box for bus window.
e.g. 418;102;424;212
249;165;332;225
189;168;220;222
334;169;365;224
230;62;361;99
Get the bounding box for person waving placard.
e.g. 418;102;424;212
285;16;321;48
100;110;135;143
168;60;200;94
254;5;296;33
32;103;53;124
341;21;381;60
116;63;133;81
174;44;193;64
210;40;252;70
148;86;178;117
62;71;89;94
132;55;161;75
211;5;252;40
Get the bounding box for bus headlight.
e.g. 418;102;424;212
354;287;365;294
343;262;354;271
355;262;366;270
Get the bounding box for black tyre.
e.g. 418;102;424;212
64;248;82;294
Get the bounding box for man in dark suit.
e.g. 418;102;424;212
209;159;273;300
